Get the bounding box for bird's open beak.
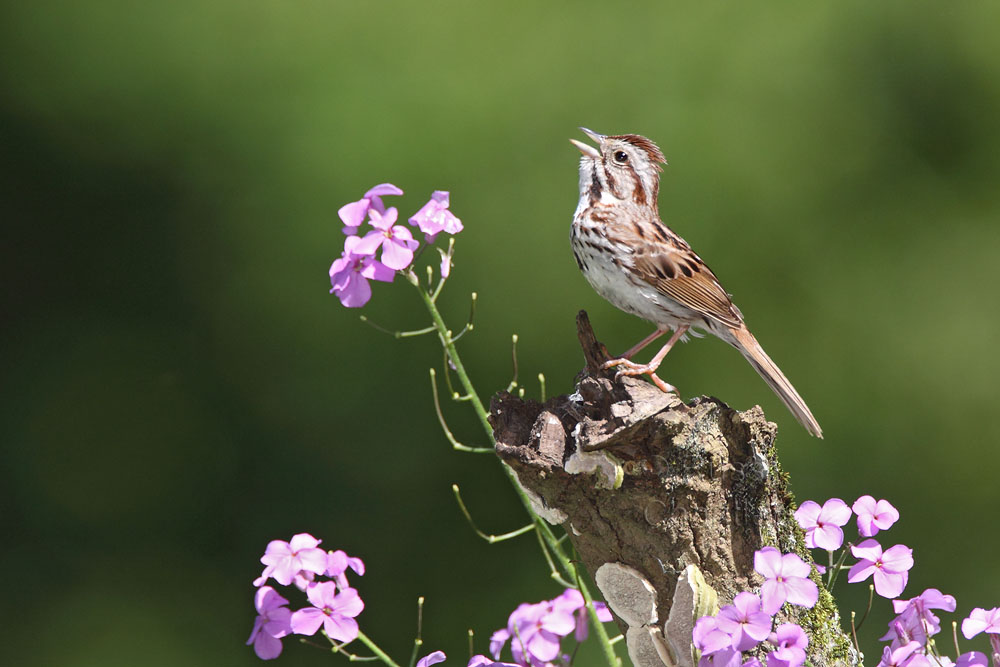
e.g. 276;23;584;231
570;127;603;159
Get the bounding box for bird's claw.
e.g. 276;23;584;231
601;358;678;394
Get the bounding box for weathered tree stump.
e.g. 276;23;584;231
489;311;855;667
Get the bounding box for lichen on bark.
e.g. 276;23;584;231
488;311;857;667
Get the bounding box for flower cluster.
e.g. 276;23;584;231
330;184;463;307
694;548;816;667
794;495;911;598
963;608;1000;667
247;533;365;660
488;588;614;667
793;496;1000;667
413;650;519;667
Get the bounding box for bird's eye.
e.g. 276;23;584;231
613;151;629;164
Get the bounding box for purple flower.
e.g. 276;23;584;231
876;641;932;667
753;547;819;614
694;615;735;655
468;657;520;667
490;590;606;665
743;660;763;667
503;600;576;664
256;533;329;587
338;183;403;235
290;582;364;642
848;540;913;599
853;496;900;537
882;588;956;645
716;592;772;651
409;191;463;242
353;207;418;270
247;586;292;660
794;499;851;551
962;607;1000;638
489;629;510;660
956;652;989;667
439;247;452;279
329;235;396;308
767;623;808;667
417;651;447;667
551;588;613;642
693;616;744;667
327;549;365;589
881;616;928;650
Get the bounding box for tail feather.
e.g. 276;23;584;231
730;327;823;438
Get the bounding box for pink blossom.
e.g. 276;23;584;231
468;656;520;667
290;582;364;642
962;607;1000;638
329;236;396;308
716;592;772;651
848;539;913;599
246;586;292;660
876;640;932;667
354;207;418;270
326;549;366;589
767;623;808;667
853;496;900;537
416;651;447;667
551;588;612;642
504;600;575;663
956;652;989;667
753;547;818;615
256;533;329;587
409;190;463;242
881;588;956;646
694;615;735;656
338;183;403;235
794;499;852;550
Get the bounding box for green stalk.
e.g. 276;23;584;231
356;630;401;667
414;282;619;667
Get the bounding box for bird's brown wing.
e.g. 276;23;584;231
630;243;744;328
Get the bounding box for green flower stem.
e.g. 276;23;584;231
414;282;619;667
356;630;401;667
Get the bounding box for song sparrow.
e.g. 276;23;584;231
569;128;822;438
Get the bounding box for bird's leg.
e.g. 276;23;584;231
602;326;689;393
616;327;669;360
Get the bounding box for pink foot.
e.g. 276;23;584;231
601;358;678;394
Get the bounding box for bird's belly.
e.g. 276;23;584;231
573;240;694;329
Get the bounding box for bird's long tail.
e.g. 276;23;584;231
729;326;823;438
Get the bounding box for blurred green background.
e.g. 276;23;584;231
3;1;1000;665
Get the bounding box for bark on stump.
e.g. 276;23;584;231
489;312;856;667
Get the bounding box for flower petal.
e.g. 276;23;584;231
847;560;876;583
819;498;852;526
323;614;360;643
338;199;370;230
416;651;447;667
782;577;818;609
760;579;786;615
851;539;883;562
880;545;914;574
333;588;365;618
380;238;415;270
754;547;783;579
290;608;325;636
353;230;385;256
365;183;404;198
873;569;908;599
813;524;845;551
253;631;284;660
335;273;372;308
794;501;821;530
